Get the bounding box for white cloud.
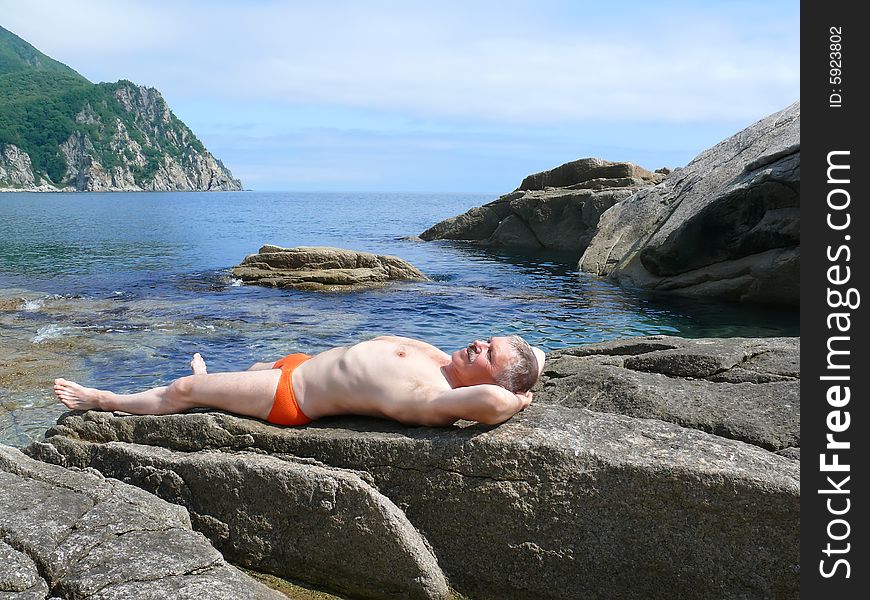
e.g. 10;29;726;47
1;0;799;124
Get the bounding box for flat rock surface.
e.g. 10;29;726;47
580;103;799;305
534;336;800;451
0;445;284;600
27;366;799;600
420;158;663;255
232;245;429;290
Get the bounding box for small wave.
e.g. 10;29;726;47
230;278;243;287
21;298;45;311
31;324;76;344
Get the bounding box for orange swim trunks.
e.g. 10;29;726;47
268;353;313;426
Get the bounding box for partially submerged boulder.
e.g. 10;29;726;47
420;158;664;255
232;245;429;291
579;102;800;306
26;332;800;600
0;445;283;600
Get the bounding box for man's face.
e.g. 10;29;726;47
451;336;513;386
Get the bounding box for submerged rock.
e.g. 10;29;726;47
25;334;799;600
0;445;283;599
579;102;800;306
420;158;664;255
232;245;429;291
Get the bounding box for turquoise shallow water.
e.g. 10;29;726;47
0;191;798;446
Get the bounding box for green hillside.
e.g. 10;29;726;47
0;25;209;187
0;25;86;78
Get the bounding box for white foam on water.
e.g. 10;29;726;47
31;324;75;344
21;298;45;311
230;278;243;287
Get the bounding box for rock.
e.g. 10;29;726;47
27;377;799;600
579;102;800;306
0;144;36;189
533;336;800;451
0;539;49;599
517;157;657;191
0;444;284;599
232;245;429;290
420;159;662;255
25;427;449;600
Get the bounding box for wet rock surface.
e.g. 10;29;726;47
0;445;284;599
232;245;429;291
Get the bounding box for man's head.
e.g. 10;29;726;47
450;335;545;393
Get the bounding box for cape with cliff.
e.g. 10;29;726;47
0;25;241;192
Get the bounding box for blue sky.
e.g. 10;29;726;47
1;0;799;192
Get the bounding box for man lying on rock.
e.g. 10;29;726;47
54;335;546;427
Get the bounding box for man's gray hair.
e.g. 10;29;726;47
494;335;540;393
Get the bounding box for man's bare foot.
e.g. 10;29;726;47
191;353;207;375
53;378;105;410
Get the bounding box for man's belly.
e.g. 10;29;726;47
293;345;448;420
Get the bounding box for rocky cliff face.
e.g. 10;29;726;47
420;158;665;255
0;83;241;192
0;143;39;189
579;103;799;306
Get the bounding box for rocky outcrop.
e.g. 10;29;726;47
533;335;799;451
420;158;664;255
25;335;799;600
0;144;63;191
0;445;283;599
579;102;800;306
420;158;663;256
233;245;429;290
25;431;449;600
0;144;37;189
517;157;659;191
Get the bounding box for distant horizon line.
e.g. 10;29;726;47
1;188;503;195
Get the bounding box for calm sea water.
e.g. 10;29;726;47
0;191;798;446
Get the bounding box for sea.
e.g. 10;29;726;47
0;191;799;446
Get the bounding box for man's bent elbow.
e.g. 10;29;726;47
477;397;520;425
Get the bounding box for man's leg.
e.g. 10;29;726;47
247;361;276;371
194;352;274;372
54;360;282;420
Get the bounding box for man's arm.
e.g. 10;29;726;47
427;384;532;426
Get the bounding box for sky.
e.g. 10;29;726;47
1;0;799;192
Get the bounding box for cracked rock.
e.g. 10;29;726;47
25;436;449;600
26;385;798;600
536;336;799;450
0;445;284;599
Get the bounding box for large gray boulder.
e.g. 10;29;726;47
0;445;284;599
420;158;663;255
25;435;449;600
25;338;799;600
533;336;799;452
232;245;429;291
579;102;800;306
